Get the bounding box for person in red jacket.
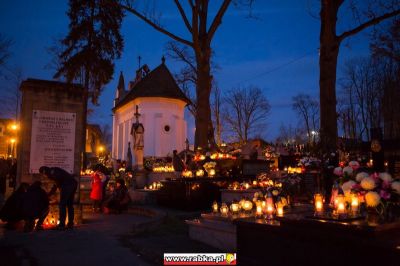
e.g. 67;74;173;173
90;168;104;212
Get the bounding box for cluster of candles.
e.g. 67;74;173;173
286;166;304;174
152;165;175;173
144;182;163;190
182;168;216;178
314;192;360;217
182;170;194;178
229;182;252;190
228;179;283;191
194;152;235;161
210;152;235;160
80;169;94;176
257;179;283;189
44;214;60;228
212;196;284;219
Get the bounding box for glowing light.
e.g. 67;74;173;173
220;203;229;216
153;165;175;173
182;170;193;178
196;169;204;177
314;193;324;214
10;124;18;130
230;202;240;213
212;201;219;213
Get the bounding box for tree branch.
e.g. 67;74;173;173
208;0;231;42
338;9;400;42
188;0;194;9
120;3;194;47
166;42;197;72
174;0;193;33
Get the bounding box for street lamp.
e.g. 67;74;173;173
98;145;104;157
9;138;16;158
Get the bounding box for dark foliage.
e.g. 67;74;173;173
54;0;124;104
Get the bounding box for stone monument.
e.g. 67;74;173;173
17;78;84;225
130;105;146;188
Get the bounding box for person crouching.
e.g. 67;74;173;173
103;179;130;214
22;181;49;232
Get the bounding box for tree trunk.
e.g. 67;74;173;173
319;0;341;153
195;60;213;150
194;33;216;150
82;81;88;171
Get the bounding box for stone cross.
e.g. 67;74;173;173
134;105;141;123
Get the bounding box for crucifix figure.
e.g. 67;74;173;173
132;105;144;150
131;105;144;170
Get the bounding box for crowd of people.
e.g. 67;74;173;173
0;163;131;232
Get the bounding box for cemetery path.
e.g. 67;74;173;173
0;212;154;266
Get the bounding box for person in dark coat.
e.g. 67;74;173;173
172;150;185;178
8;159;17;189
0;158;9;206
39;166;77;230
0;182;29;229
23;181;49;232
97;164;110;208
104;179;130;214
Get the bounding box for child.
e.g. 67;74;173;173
90;165;104;212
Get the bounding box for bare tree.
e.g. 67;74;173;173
100;124;113;151
120;0;253;150
223;86;270;143
319;0;400;152
292;93;319;145
337;97;359;140
212;84;223;146
0;67;23;119
276;123;306;145
165;41;198;117
45;37;67;78
371;18;400;62
371;18;400;139
0;34;12;69
165;40;222;148
339;57;393;141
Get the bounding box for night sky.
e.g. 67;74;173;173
0;0;374;143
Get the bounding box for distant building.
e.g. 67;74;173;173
112;59;189;161
85;124;103;156
0;118;17;158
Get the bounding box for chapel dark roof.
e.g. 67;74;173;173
113;63;190;111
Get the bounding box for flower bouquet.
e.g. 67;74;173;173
335;162;400;222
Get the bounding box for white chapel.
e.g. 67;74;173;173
112;59;189;161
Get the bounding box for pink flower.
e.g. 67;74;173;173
352;183;362;190
371;173;380;182
382;181;391;190
333;167;343;176
348;161;360;170
379;190;391;200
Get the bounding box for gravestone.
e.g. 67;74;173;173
394;161;400;179
241;159;270;177
17;79;84;224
